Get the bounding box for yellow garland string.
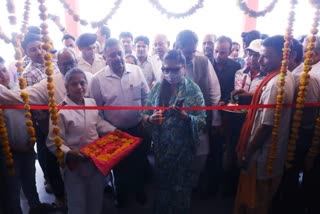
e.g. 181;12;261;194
38;0;64;166
149;0;204;19
303;0;320;171
286;3;320;169
0;25;12;44
6;0;16;25
267;0;296;176
0;109;15;175
238;0;278;18
0;3;16;171
58;0;122;28
21;0;31;34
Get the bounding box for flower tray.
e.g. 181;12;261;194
80;131;141;175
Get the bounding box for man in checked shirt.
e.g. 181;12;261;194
21;33;66;207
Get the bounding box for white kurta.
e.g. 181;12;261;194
46;96;115;214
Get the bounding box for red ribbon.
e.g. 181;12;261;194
1;102;320;110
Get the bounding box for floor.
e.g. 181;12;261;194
20;160;234;214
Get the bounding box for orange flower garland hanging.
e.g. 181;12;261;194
304;0;320;171
267;0;297;176
21;0;31;34
11;0;37;162
38;0;64;166
286;2;320;169
0;109;15;175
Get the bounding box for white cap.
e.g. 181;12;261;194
246;39;263;53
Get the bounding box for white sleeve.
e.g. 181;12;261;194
207;61;222;126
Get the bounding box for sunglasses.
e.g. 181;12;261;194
161;66;183;74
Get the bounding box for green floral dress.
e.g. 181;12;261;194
143;77;206;214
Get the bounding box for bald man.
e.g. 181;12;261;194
150;34;171;81
202;34;217;65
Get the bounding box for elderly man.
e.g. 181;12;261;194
202;34;217;65
151;33;170;78
91;38;150;207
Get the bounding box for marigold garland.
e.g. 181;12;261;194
286;4;320;169
267;0;296;176
8;2;38;159
0;109;15;175
303;2;320;170
6;0;16;25
149;0;204;19
58;0;122;28
0;26;11;44
82;133;135;162
38;0;64;166
21;0;31;34
238;0;278;18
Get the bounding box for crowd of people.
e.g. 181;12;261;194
0;25;319;214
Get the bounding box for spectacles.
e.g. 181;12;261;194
161;66;183;74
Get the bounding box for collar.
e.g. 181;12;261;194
105;63;132;77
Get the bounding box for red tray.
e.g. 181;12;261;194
80;131;141;176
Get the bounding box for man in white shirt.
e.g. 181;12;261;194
134;35;159;89
150;34;170;80
91;38;150;207
76;33;106;75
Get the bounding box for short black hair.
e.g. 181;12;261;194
62;34;75;42
241;30;261;48
261;35;285;57
99;25;111;38
21;33;41;51
119;32;133;40
216;36;233;51
175;30;198;49
134;36;150;45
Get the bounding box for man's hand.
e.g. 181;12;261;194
218;101;225;106
231;89;252;97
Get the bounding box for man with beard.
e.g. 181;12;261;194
202;34;217;66
91;38;150;207
234;35;295;214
